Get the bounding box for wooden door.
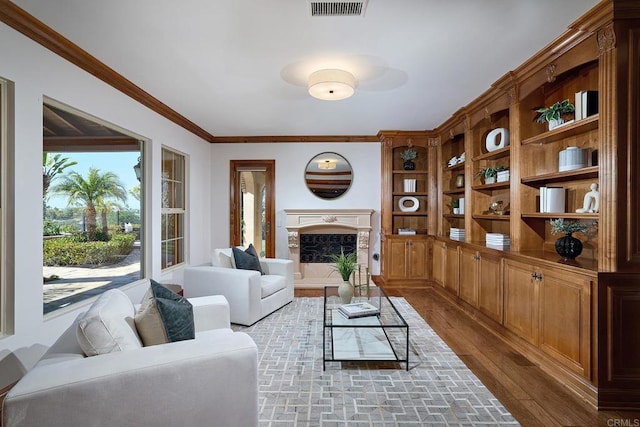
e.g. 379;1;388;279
386;237;409;279
459;247;478;306
504;259;539;345
538;267;592;378
229;160;275;257
444;244;459;295
432;240;445;287
408;239;428;279
477;251;503;324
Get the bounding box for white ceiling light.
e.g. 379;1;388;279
308;69;356;101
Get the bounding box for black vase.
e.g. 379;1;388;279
555;233;583;260
403;160;415;170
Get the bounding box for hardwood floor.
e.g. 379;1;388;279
295;286;640;427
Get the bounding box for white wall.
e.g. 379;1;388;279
209;142;382;271
0;23;212;387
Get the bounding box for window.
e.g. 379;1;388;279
161;148;186;269
42;98;146;314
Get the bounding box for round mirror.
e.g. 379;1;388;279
305;152;353;199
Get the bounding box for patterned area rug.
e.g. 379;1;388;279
232;297;519;426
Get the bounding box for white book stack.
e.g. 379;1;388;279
458;197;465;214
540;186;566;213
486;233;510;249
574;90;599;120
449;228;465;241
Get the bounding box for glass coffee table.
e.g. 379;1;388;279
323;286;409;370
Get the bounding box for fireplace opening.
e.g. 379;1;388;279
300;233;357;263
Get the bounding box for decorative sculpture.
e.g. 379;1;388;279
576;183;599;213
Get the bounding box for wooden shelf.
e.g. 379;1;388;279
443;188;465;195
472;146;510;161
392;192;428;196
521;212;599;220
444;214;465;219
444;162;465;171
393;169;428;174
521;166;599;187
521;114;599;146
472;181;510;191
392;211;428;216
472;214;510;221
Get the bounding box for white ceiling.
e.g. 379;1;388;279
14;0;600;137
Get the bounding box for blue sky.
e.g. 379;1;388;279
46;152;141;210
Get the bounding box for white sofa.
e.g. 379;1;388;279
2;289;258;427
183;248;294;326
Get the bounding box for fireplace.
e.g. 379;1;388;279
284;209;373;287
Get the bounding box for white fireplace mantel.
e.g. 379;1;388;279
284;209;374;287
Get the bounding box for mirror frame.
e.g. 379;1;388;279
304;152;353;199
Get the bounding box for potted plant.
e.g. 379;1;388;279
451;199;460;215
535;99;575;130
476;166;505;184
550;218;591;260
400;148;417;170
328;247;358;304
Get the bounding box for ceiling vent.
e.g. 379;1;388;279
309;1;368;17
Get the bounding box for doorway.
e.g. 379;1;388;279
230;160;275;257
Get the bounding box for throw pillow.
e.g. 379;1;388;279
232;244;264;274
135;280;195;346
76;289;143;357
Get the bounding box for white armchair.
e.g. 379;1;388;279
183;248;294;326
2;291;258;427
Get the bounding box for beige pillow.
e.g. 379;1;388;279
76;289;142;357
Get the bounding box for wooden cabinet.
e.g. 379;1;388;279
444;242;459;295
384;236;428;281
379;131;435;286
459;246;503;322
504;258;593;377
432;239;445;287
504;259;540;346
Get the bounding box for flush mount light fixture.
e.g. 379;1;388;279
308;69;355;101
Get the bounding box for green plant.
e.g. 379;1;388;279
400;149;417;162
535;99;575;123
328;247;358;281
451;199;460;208
550;218;591;235
476;166;506;180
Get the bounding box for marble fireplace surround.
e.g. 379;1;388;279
284;209;374;288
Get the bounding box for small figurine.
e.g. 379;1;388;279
457;152;466;164
576;183;599;213
448;156;458;167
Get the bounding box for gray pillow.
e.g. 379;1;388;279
135;280;195;346
232;244;263;274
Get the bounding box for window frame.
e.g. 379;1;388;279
0;77;15;336
161;147;187;271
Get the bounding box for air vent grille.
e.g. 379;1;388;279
309;1;368;17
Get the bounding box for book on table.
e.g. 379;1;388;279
338;302;380;318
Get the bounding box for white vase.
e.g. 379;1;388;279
548;118;565;130
338;280;354;304
485;176;496;185
453;208;460;215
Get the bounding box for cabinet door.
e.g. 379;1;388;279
538;267;592;378
504;259;539;345
386;238;408;280
478;252;503;323
408;240;428;279
459;247;478;306
444;244;459;295
432;241;445;287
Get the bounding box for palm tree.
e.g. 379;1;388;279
42;153;77;199
96;199;124;236
52;168;127;240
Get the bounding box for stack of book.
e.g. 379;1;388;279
449;228;465;241
338;302;380;319
398;228;416;235
540;186;566;213
486;233;510;249
574;90;598;120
